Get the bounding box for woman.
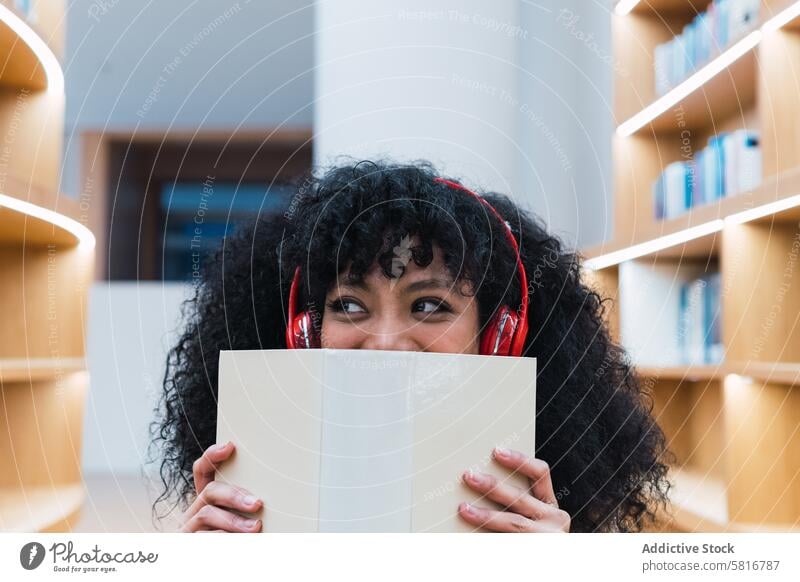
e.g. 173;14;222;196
151;159;671;533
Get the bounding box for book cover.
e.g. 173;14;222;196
664;161;688;218
734;129;762;194
704;273;724;364
722;132;739;197
215;349;537;532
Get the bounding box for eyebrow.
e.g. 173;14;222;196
401;278;452;294
332;277;453;294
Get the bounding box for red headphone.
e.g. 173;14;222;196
285;177;529;356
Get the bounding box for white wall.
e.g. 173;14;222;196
84;282;188;474
314;0;614;249
61;0;315;198
516;0;614;249
66;0;315;474
314;0;522;196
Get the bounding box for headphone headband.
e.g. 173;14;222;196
432;178;529;356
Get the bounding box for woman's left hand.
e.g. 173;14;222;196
458;447;571;533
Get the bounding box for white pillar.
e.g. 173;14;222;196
314;0;522;196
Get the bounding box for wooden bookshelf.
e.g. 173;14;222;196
595;0;800;532
0;1;92;533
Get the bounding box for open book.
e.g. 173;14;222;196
215;349;536;532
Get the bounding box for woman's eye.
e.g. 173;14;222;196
328;298;366;314
412;298;450;315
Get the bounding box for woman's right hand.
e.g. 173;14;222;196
180;441;264;532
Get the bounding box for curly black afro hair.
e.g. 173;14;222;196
150;159;671;532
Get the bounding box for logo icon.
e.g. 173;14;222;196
389;234;414;289
20;542;45;570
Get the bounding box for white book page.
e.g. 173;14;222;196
216;349;536;532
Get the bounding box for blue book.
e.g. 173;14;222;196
683;22;696;73
664;161;688;218
653;173;666;220
678;283;689;363
685;161;695;210
717;0;730;49
672;33;685;84
696;13;711;66
694;149;706;206
706;134;728;200
704;273;723;364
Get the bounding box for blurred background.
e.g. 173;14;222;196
58;0;612;532
6;0;800;535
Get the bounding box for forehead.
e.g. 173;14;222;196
338;243;452;285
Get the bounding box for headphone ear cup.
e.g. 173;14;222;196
479;305;519;356
288;310;321;349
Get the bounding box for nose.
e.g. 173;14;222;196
359;317;420;352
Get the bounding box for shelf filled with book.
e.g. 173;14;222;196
599;0;800;532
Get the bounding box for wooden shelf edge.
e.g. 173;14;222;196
628;0;714;17
637;364;725;382
657;467;800;532
0;357;87;384
618;27;758;136
582;167;800;265
729;360;800;386
636;361;800;385
0;176;91;247
0;483;84;532
0;2;54;91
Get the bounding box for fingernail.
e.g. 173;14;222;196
243;518;257;529
465;469;486;485
243;494;259;507
494;446;510;458
463;503;477;515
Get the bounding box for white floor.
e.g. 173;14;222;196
73;472;182;533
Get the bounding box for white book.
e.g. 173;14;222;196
722;133;739;196
215;349;537;532
654;43;671;95
734;129;762;194
664;161;687;218
683;278;707;365
728;0;760;42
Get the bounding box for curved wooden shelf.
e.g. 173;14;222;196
0;358;86;384
0;177;94;247
0;483;83;532
0;5;47;90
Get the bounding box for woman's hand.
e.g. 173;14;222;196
180;441;264;533
458;447;570;533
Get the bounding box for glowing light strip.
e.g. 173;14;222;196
585;190;800;269
762;0;800;32
725;193;800;224
0;3;64;94
617;30;762;137
584;220;723;270
615;0;640;16
0;193;96;249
